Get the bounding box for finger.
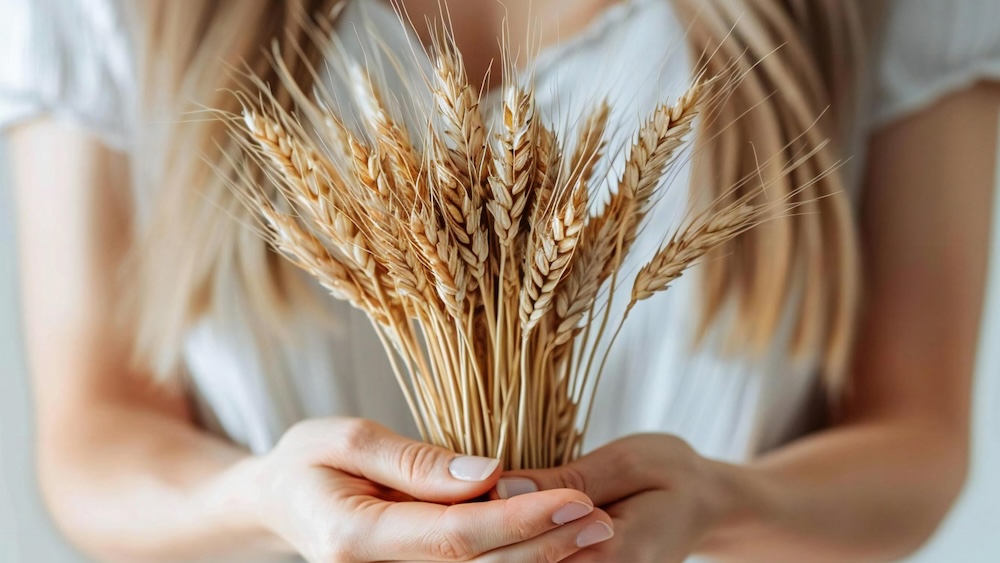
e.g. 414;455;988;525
355;488;599;561
296;418;501;503
565;491;697;563
496;435;673;505
475;508;614;563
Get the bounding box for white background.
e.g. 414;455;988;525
1;131;998;561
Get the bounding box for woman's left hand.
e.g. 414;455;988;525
496;434;739;563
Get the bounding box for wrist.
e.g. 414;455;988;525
694;459;776;557
200;454;295;556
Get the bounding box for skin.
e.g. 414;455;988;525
10;0;997;560
400;0;619;87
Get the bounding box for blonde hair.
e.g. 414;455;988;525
128;0;342;376
128;0;861;388
675;0;862;388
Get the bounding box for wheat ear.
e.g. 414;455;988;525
519;181;589;332
347;63;421;206
629;204;758;311
611;83;702;265
488;85;536;249
242;108;402;311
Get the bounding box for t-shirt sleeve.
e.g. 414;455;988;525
0;0;134;149
872;0;1000;127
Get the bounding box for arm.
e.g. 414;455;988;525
502;82;998;562
12;119;283;561
703;80;997;562
13;120;614;563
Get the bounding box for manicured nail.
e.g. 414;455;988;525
449;456;500;482
576;521;614;547
552;501;594;525
496;477;539;499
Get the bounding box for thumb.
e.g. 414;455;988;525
316;418;500;503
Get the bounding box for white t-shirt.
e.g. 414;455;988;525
3;0;999;464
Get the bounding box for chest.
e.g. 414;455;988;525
385;0;627;88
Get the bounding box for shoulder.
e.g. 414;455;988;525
871;0;1000;127
0;0;135;148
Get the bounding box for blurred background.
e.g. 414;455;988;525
1;129;999;560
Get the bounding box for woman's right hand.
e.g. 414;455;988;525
237;418;614;562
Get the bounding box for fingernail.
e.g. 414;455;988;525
449;456;500;482
576;521;614;547
552;500;594;525
496;477;539;499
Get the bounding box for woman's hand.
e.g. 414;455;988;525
234;418;615;562
497;434;738;563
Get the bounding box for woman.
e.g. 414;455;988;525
4;0;997;561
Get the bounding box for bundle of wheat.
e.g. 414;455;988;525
223;25;772;470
